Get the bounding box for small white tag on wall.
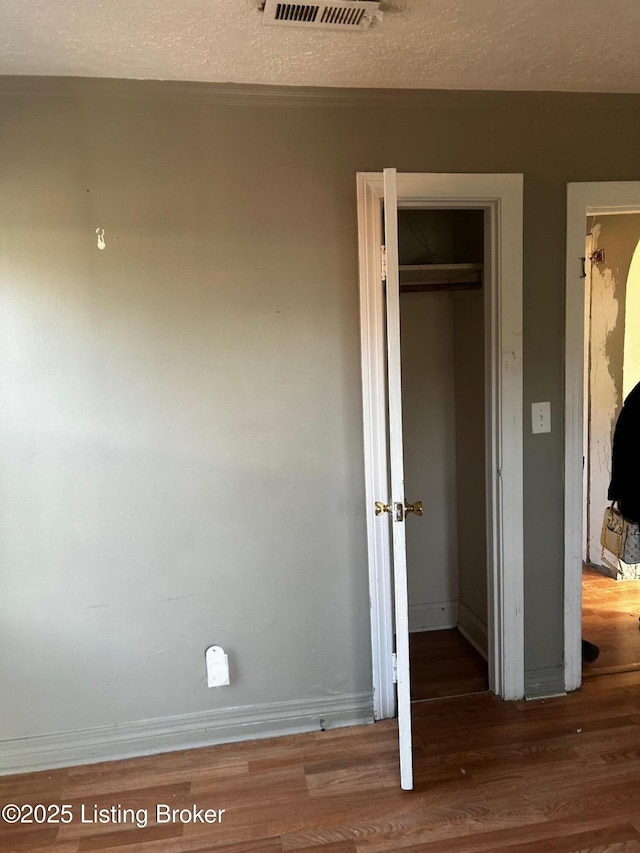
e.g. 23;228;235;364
205;645;230;687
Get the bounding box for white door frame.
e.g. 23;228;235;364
564;182;640;692
357;172;524;717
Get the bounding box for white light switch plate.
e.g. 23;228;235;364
531;401;551;434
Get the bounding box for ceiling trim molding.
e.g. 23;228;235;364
2;76;640;110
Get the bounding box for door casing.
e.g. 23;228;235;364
357;172;525;717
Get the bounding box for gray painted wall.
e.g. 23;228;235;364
2;77;640;769
453;290;487;641
401;291;459;630
400;287;487;642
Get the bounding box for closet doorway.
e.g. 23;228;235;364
357;171;525;744
398;209;490;701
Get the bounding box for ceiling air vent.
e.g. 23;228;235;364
262;0;382;31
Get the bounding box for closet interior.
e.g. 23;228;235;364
397;208;490;701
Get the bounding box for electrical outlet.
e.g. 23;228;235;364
205;645;230;687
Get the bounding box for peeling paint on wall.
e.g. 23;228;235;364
587;257;618;566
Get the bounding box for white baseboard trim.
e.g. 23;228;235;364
457;602;488;661
0;692;374;776
409;600;458;633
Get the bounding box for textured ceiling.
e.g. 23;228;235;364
2;0;640;93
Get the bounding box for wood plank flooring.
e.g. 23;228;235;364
582;564;640;676
3;574;640;852
409;564;640;700
4;670;640;852
410;629;488;701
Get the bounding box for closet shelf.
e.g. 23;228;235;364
399;263;483;292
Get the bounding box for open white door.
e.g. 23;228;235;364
382;168;413;791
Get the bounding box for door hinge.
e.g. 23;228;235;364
391;652;398;683
381;244;387;282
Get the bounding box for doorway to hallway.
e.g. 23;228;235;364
564;181;640;692
581;213;640;677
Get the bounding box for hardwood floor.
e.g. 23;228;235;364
410;629;488;701
4;670;640;852
3;585;640;853
582;564;640;676
407;565;640;693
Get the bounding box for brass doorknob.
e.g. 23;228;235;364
375;501;392;516
405;501;423;517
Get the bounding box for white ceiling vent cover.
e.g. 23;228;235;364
262;0;382;31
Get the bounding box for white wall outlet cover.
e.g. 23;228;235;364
531;401;551;434
205;645;230;687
